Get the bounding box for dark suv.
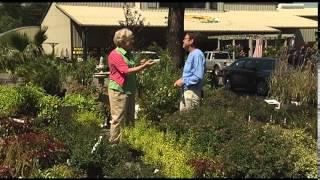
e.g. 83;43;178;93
222;57;276;96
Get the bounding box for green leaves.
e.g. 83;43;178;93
0;86;24;118
137;48;181;121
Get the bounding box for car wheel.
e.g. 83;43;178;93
225;77;232;90
256;81;268;96
214;66;220;76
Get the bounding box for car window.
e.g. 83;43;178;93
257;60;275;70
204;52;210;59
232;60;246;69
214;53;229;59
244;60;256;69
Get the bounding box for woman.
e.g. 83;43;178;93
107;28;155;144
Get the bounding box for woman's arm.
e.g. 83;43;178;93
127;60;156;74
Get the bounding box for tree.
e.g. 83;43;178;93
119;3;145;50
167;3;185;69
0;15;22;33
21;3;50;26
0;3;50;33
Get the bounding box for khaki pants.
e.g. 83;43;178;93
108;89;135;144
179;89;201;111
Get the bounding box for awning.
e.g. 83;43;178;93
208;34;295;40
55;4;317;32
276;8;318;17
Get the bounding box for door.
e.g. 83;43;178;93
228;59;247;88
230;59;256;89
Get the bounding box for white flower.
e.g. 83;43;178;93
154;168;160;174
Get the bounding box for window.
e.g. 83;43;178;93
159;3;170;8
257;60;275;70
244;60;256;69
159;3;206;9
214;53;229;59
232;60;246;69
147;2;157;9
210;2;218;10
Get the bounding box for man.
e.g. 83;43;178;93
174;32;206;111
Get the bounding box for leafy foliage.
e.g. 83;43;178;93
269;49;317;105
153;88;317;178
31;164;80;178
119;3;145;50
0;85;24;118
16;56;63;96
36;95;62;126
136;47;181;121
123;119;195;178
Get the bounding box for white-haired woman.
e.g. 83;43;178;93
107;28;155;144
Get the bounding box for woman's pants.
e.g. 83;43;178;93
108;89;135;144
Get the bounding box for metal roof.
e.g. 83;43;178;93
55;4;318;32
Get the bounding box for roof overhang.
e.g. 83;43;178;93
55;4;317;32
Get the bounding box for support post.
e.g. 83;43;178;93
232;39;235;60
249;37;253;57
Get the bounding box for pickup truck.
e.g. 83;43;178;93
204;50;235;76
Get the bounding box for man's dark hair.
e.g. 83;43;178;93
186;32;202;48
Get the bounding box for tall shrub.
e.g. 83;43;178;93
136;47;181;121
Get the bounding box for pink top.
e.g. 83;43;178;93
107;49;129;87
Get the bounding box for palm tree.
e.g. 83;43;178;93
7;32;30;52
32;26;48;55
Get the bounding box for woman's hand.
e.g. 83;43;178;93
144;60;157;66
140;59;147;65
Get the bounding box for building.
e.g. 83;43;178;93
40;2;318;60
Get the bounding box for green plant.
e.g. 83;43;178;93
0;85;24;118
15;84;46;116
68;57;97;86
136;47;181;121
156;88;316;178
63;94;98;113
37;95;62;126
123;118;195;178
16;56;64;96
1;132;68;178
269;52;316;105
6;32;30;52
31;164;79;178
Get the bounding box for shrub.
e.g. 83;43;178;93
75;111;103;128
37;95;62;126
63;94;99;113
1;132;68;178
64;80;99;99
123;118;195;178
31;164;80;178
0;85;24;118
219;124;317;178
269;51;317;105
68;57;97;86
157;91;317;178
136;47;181;121
15;84;46;116
16;56;64;96
44;107;102;173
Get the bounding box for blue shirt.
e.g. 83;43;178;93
182;48;206;90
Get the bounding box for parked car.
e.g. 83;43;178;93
222;57;276;96
204;50;235;76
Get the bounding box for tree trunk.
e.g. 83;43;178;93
167;3;185;69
